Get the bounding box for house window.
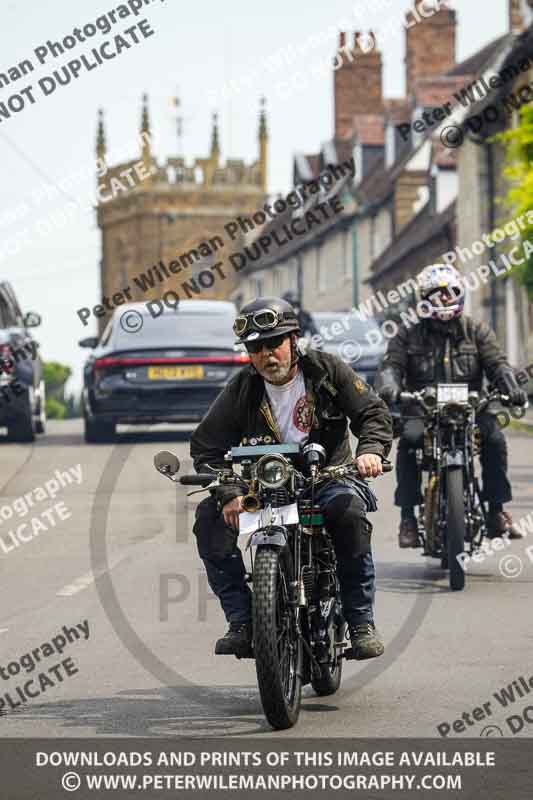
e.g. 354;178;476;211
385;122;396;168
317;247;326;293
343;229;351;278
278;266;287;293
370;215;377;261
353;144;363;184
411;107;425;150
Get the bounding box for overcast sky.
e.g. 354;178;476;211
1;0;508;390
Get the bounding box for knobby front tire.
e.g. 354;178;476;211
446;468;466;591
253;547;302;730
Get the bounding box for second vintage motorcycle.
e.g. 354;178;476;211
397;383;516;591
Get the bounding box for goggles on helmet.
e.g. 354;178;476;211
233;308;285;338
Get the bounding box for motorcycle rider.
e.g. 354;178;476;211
282;289;319;339
190;296;393;658
376;263;528;548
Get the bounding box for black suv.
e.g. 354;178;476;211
0;281;45;441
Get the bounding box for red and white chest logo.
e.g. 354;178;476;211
293;395;313;433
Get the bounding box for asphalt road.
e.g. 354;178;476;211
0;419;532;738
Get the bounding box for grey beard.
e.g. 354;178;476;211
262;360;294;384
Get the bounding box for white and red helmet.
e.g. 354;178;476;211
416;264;465;322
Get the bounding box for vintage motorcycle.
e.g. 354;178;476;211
397;383;516;591
154;442;391;730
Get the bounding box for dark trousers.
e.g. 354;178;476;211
395;412;512;508
193;479;376;628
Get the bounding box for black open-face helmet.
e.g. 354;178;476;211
234;296;300;345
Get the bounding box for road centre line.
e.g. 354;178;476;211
57;554;128;597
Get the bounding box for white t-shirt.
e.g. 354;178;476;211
264;369;313;444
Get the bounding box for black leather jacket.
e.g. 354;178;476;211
376;315;514;394
191;348;393;506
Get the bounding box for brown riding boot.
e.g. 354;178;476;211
487;510;524;540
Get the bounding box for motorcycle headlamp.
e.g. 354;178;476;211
423;387;438;409
443;402;468;422
256;454;291;489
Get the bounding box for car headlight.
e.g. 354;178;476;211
256;454;290;489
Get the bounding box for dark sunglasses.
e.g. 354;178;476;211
244;334;288;354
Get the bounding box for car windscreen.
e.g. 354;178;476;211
112;311;236;349
313;315;379;342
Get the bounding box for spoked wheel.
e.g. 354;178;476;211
310;601;344;697
445;468;466;591
253;547;302;730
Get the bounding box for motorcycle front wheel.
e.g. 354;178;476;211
253;547;302;730
445;468;466;591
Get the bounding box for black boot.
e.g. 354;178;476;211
214;622;253;658
398;518;419;548
349;622;384;660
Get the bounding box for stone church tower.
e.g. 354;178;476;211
95;95;268;329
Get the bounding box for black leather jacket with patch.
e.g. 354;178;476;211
190;348;393;506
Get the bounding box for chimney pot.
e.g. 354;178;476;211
405;7;456;96
334;31;383;139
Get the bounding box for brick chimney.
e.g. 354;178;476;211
334;31;383;140
405;7;457;97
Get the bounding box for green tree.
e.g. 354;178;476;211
497;103;533;297
46;397;66;420
42;361;81;419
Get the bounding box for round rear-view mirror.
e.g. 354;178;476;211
153;451;180;476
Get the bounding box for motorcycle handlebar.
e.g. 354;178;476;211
179;474;214;486
400;389;515;413
399;391;419;404
179;462;393;487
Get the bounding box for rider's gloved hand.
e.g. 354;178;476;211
378;385;399;405
355;453;383;478
509;388;528;407
497;370;528;407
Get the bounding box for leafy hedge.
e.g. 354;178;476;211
498;103;533;298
